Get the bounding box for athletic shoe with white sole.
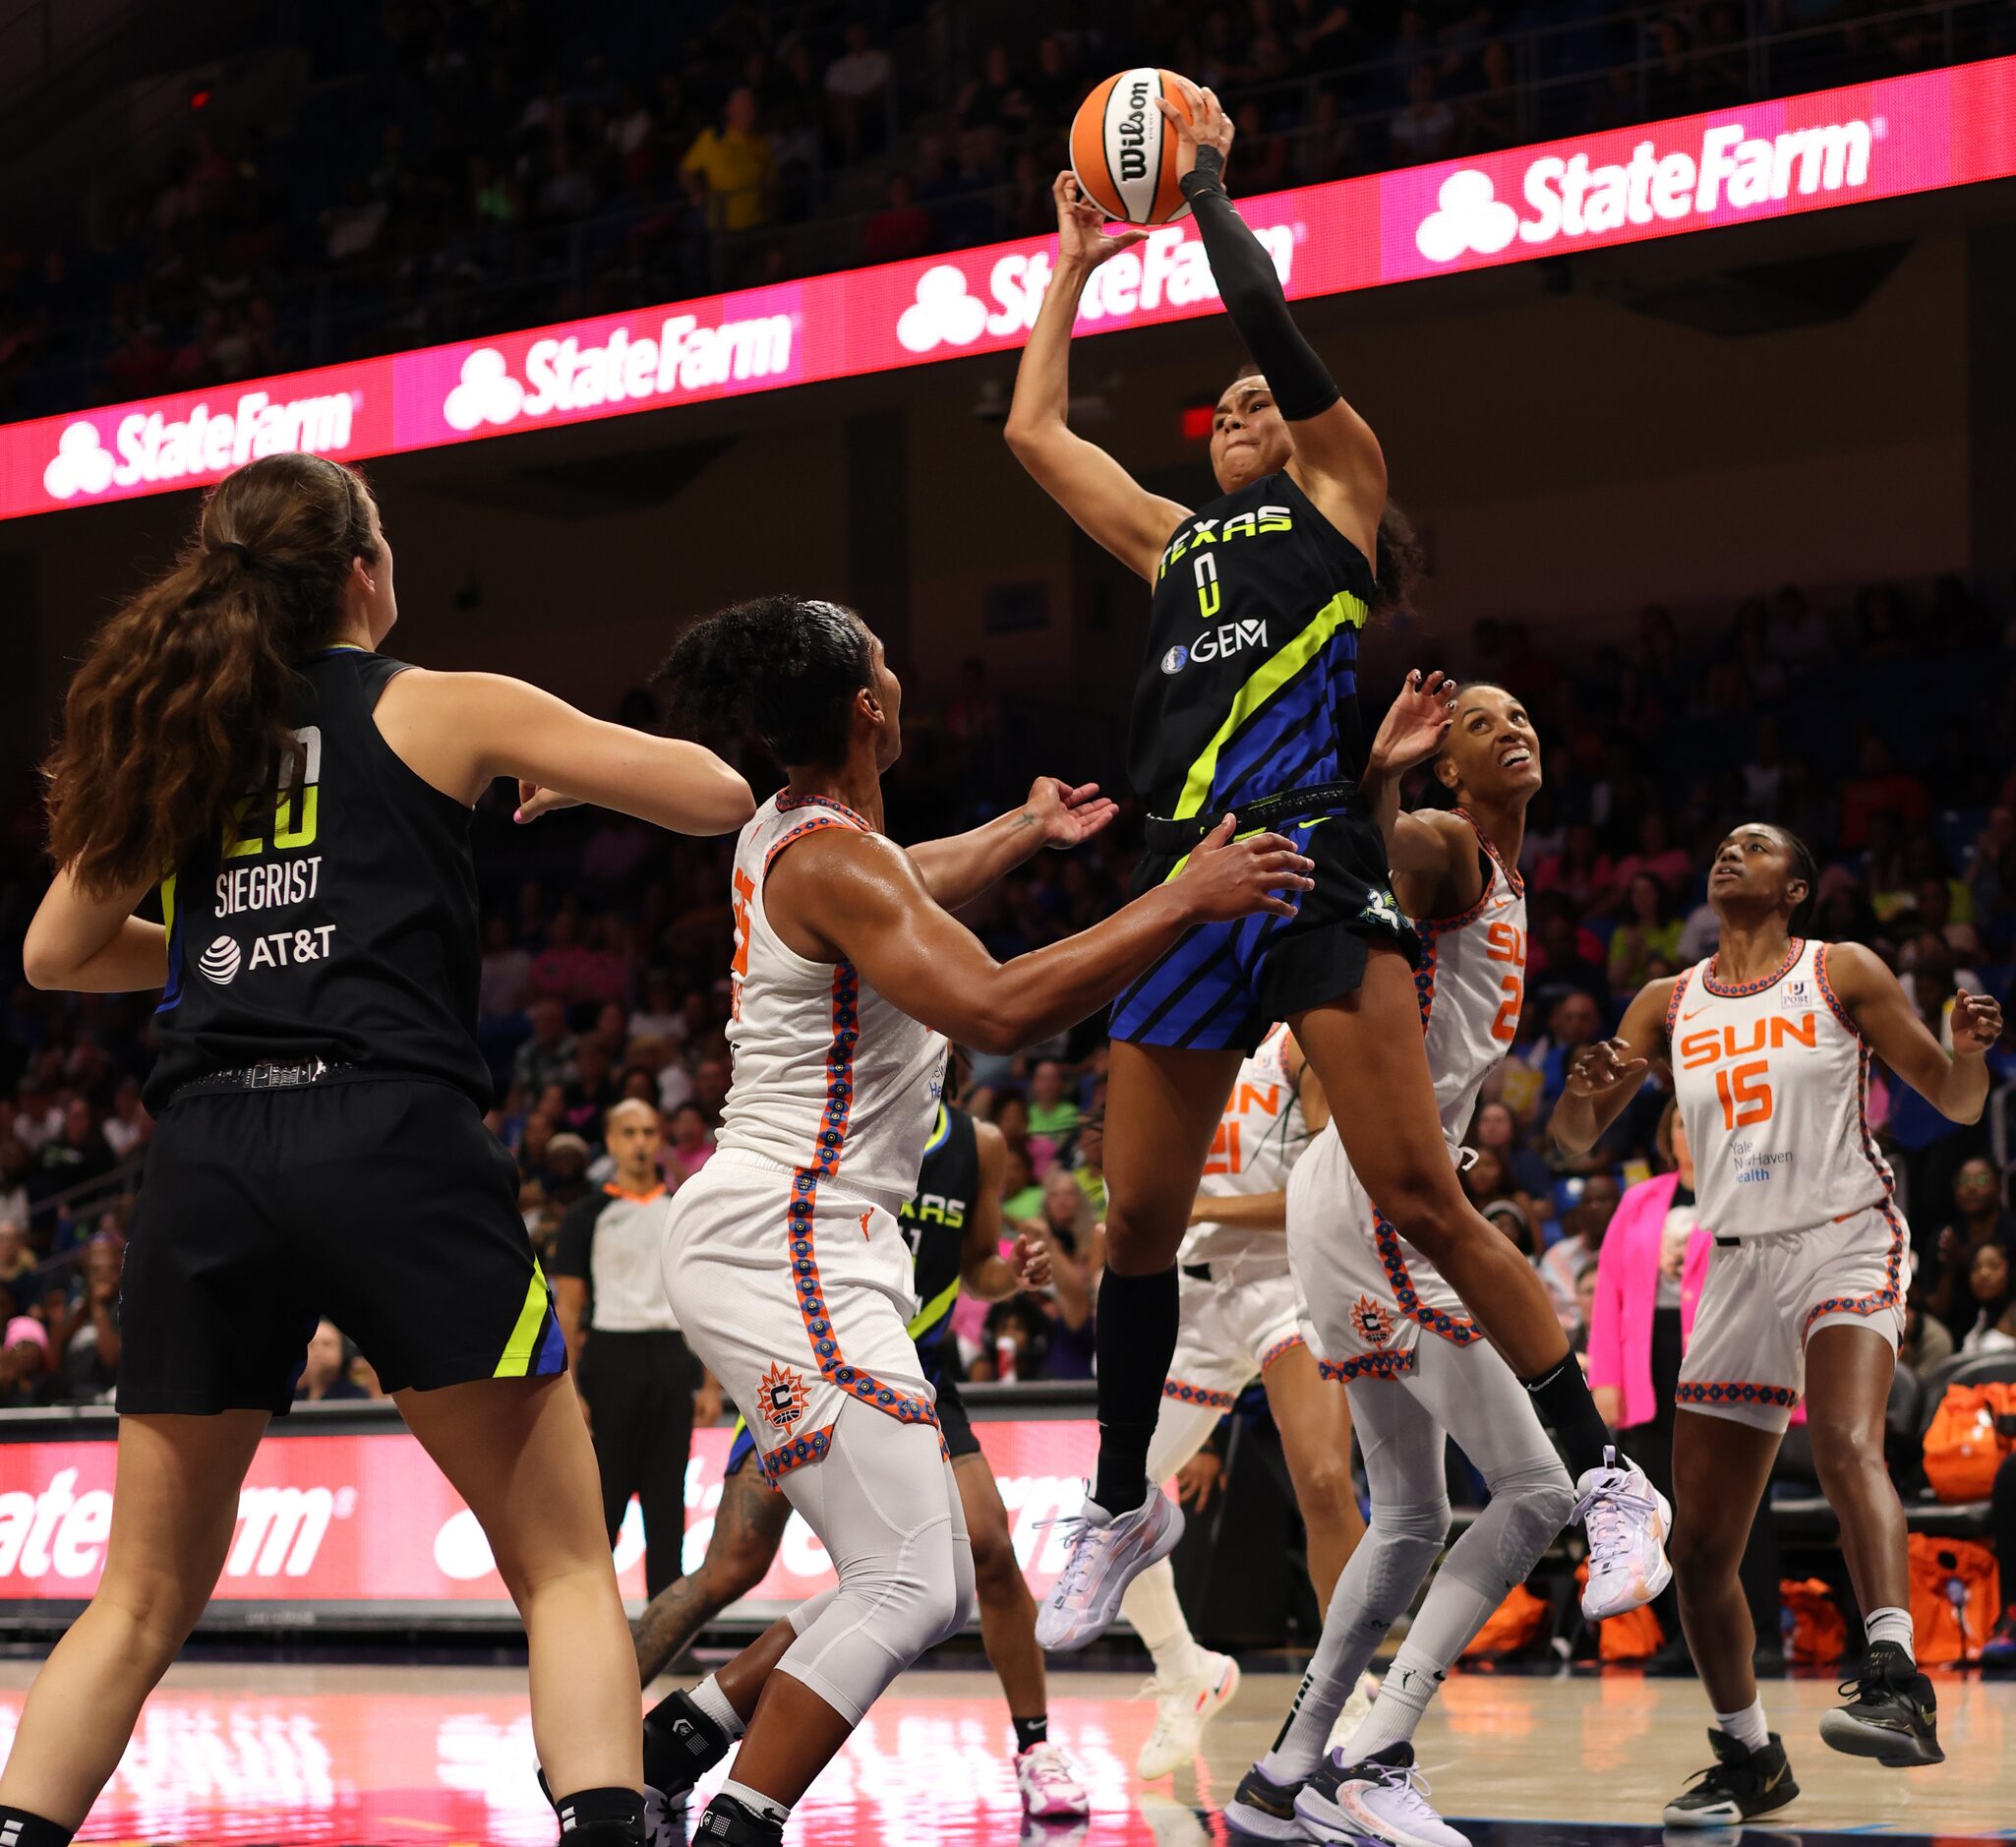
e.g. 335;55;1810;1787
1222;1761;1313;1840
1818;1642;1944;1766
1035;1485;1185;1652
1295;1742;1468;1847
1323;1673;1381;1754
1136;1651;1242;1779
1662;1730;1800;1824
1575;1446;1673;1621
1016;1739;1092;1817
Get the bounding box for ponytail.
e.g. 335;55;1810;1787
44;452;379;897
657;595;872;769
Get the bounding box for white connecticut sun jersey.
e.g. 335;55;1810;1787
1183;1023;1311;1270
718;793;946;1212
1415;817;1528;1141
1667;937;1892;1240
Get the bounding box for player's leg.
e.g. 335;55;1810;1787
953;1450;1089;1817
1261;1341;1367;1611
1663;1405;1796;1825
695;1408;974;1841
1038;1039;1243;1650
0;1411;269;1833
1226;1373;1450;1836
401;1376;646;1827
1125;1388;1244;1778
634;1457;795;1802
1807;1319;1940;1765
1287;1341;1574;1847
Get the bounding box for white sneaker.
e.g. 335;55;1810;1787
1575;1445;1673;1622
1324;1673;1381;1754
1296;1742;1469;1847
1016;1739;1091;1817
1035;1485;1185;1652
1136;1649;1241;1778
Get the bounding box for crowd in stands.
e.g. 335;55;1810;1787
2;564;2014;1648
4;0;2013;414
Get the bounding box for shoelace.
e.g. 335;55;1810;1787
1035;1513;1102;1607
1574;1471;1656;1565
1362;1758;1442;1823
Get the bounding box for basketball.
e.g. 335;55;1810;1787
1070;68;1194;225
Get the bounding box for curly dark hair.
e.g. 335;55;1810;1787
655;595;874;769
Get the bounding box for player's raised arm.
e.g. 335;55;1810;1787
906;776;1119;911
1159;77;1386;560
1360;669;1463;894
1824;942;2001;1123
1550;977;1674;1156
1003;171;1191;581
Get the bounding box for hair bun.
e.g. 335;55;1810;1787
214;539;257;566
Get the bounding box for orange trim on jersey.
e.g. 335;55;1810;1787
1373;1212;1479;1346
1702;937;1805;998
1412;929;1441;1031
776;790;872;829
1452;807;1526;899
1320;1348;1416;1382
762;811;865;879
1664;965;1693;1042
1676;1380;1798;1410
1813;942;1857;1034
759;1422;836;1480
1258;1333;1305;1372
1162;1377;1237;1411
1800;1199;1906;1340
602;1181;669;1204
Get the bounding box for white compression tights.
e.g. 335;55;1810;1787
772;1404;976;1727
1262;1337;1575;1782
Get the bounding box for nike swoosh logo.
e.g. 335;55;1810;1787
1682;1006;1711;1020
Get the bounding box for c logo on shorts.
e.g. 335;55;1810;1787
1350;1293;1396;1347
759;1360;810;1430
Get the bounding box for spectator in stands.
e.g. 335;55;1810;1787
480;916;533;1021
295;1318;369;1402
861;173;934;265
1923;1158;2014;1341
1071;1110;1107;1215
1527;901;1609;1001
999;1144;1043;1224
956;45;1031;144
824;22;893;164
512;996;577;1097
0;1146;29;1231
1481;1196;1536;1258
682;86;775;232
1532;990;1607;1106
30;1099;113;1204
1540;1171;1621;1327
1839;733;1931;850
1026;1058;1081;1147
49;1229;122;1401
1;1316;52;1409
1473;1098;1552;1199
1607;872;1684;995
688;1054;731;1131
99;1076;149;1161
541;1132;595;1215
661;1101;716;1188
1959;1241;2016;1354
1389;63;1457;164
0;1220;36;1312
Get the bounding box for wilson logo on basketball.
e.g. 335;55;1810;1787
1414;115;1878;264
1115;75;1155;181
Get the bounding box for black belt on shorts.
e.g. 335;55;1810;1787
170;1057;359;1102
1182;1262;1214;1282
1715;1236;1740;1248
1143;779;1356;856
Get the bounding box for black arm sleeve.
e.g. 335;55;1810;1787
1179;149;1340;423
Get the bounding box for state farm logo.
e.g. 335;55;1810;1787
895;220;1296;353
442;310;795;432
1414;117;1876;263
41;389;358;501
0;1470;352;1581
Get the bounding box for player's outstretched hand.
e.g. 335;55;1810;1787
1052;169;1149;266
1369;669;1458;777
1952;989;2004;1055
1156;74;1233;183
1563;1037;1649;1105
1177;813;1314;922
1012;1231;1054;1291
1026;777;1120;850
1174;1451;1222;1511
514;780;583;823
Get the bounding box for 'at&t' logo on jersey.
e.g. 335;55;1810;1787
1161;620;1269;674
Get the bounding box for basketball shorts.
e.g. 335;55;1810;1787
1111;800;1418;1053
665;1151;938;1484
725;1351;978;1484
1149;1259;1312;1482
1677;1199;1910;1433
1286;1124;1481;1383
119;1078;563;1416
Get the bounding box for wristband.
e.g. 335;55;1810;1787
1179;146;1226;199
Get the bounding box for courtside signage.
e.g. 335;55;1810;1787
2;57;2010;521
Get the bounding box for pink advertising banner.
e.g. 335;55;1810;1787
3;57;2011;523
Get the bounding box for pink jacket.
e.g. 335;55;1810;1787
1586;1170;1713;1431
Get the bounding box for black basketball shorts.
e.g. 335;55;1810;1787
119;1078;564;1416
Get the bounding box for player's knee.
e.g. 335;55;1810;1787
1294;1457;1361;1530
1489;1460;1576;1572
1101;1197;1186;1272
1374;1496;1453;1549
1667;1512;1741;1590
968;1517;1022;1601
1374;1173;1468;1259
1807;1415;1886;1494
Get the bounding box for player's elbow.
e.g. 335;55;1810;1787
961;1007;1028;1059
21;926;74;991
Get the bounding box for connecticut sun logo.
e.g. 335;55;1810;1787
759;1360;810;1431
1350;1294;1396;1348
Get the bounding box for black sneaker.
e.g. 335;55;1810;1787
643;1688;738;1800
1818;1640;1944;1766
1221;1760;1307;1839
694;1793;784;1845
1662;1730;1799;1825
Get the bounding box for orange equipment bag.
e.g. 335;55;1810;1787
1463;1583;1550;1658
1921;1381;2016;1503
1780;1578;1847;1666
1906;1533;2002;1665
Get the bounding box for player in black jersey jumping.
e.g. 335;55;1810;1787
1006;77;1667;1647
0;452;754;1847
619;1100;1091;1818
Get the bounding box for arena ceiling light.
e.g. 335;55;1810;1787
3;55;2012;523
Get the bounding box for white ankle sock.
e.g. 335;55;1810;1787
690;1672;745;1739
1714;1698;1769;1753
1865;1606;1915;1661
1121;1560;1206;1683
719;1778;790;1823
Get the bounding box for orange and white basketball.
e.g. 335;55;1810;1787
1069;69;1194;225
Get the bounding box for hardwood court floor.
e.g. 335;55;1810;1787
1;1659;2010;1843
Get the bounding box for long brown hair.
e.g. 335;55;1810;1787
45;453;380;898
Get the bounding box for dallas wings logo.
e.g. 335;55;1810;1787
759;1361;810;1431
